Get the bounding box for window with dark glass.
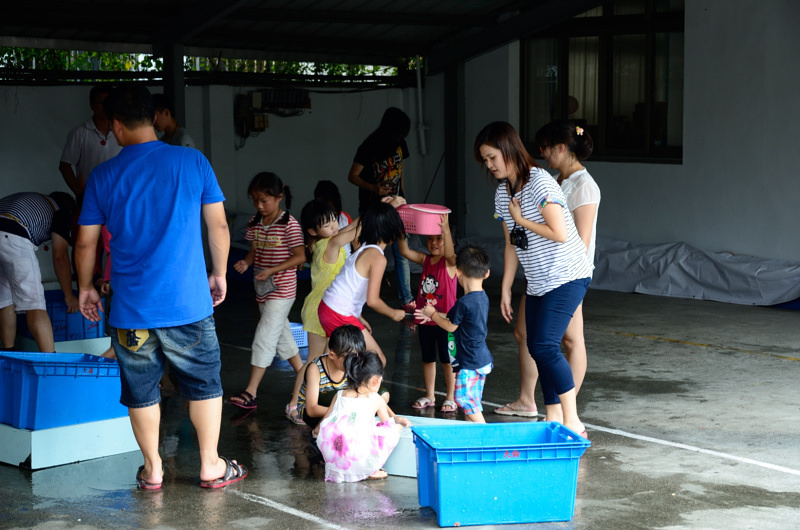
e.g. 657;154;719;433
522;1;684;162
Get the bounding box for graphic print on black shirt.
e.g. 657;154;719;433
418;273;442;307
369;145;404;195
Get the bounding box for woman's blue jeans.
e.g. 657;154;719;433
525;277;590;405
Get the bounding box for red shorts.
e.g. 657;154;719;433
318;300;365;337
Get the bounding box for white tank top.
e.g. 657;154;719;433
321;244;383;316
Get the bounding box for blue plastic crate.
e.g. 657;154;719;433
290;322;307;348
412;422;590;527
16;290;105;342
0;352;127;430
0;355;12;426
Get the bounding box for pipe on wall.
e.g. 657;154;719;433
416;56;427;156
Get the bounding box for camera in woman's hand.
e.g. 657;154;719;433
509;226;528;250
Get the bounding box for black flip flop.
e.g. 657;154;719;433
136;465;163;490
229;390;257;410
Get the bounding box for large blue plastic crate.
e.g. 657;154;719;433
0;352;127;430
412;422;590;527
17;290;105;342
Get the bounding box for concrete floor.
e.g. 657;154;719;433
1;274;800;529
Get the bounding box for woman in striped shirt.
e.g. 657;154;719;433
474;121;591;438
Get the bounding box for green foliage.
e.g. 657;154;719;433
188;57;397;76
0;47;398;76
0;47;162;71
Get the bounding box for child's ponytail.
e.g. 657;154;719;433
278;184;292;225
344;351;384;391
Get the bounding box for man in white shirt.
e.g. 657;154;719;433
58;84;122;202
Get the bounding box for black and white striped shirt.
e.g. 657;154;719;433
494;167;592;296
0;192;69;246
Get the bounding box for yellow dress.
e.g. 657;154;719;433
301;238;348;337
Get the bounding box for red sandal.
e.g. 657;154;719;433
200;456;248;488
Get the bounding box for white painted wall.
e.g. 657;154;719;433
0;84;439;221
1;85;86;194
2;0;799;262
215;85;452;217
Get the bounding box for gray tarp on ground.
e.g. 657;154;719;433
591;237;800;306
447;236;800;307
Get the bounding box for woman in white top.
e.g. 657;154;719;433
475;121;591;437
537;120;600;391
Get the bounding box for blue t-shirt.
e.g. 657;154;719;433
447;290;493;371
79;141;225;329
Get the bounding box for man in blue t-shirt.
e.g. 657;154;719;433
75;84;247;490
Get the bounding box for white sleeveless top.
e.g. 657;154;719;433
321;244;383;316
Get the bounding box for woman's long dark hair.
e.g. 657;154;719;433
534;119;594;161
364;107;411;161
473;121;539;189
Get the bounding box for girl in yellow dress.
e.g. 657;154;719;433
284;199;359;424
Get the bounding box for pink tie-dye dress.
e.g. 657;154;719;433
316;390;402;482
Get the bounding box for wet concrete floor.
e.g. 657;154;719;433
1;275;799;529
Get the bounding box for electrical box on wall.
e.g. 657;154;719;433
249;88;311;116
251;90;262;110
252;114;268;131
234;93;268;139
234;88;310;140
258;88;311;110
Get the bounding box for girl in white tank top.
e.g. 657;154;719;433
318;201;408;364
